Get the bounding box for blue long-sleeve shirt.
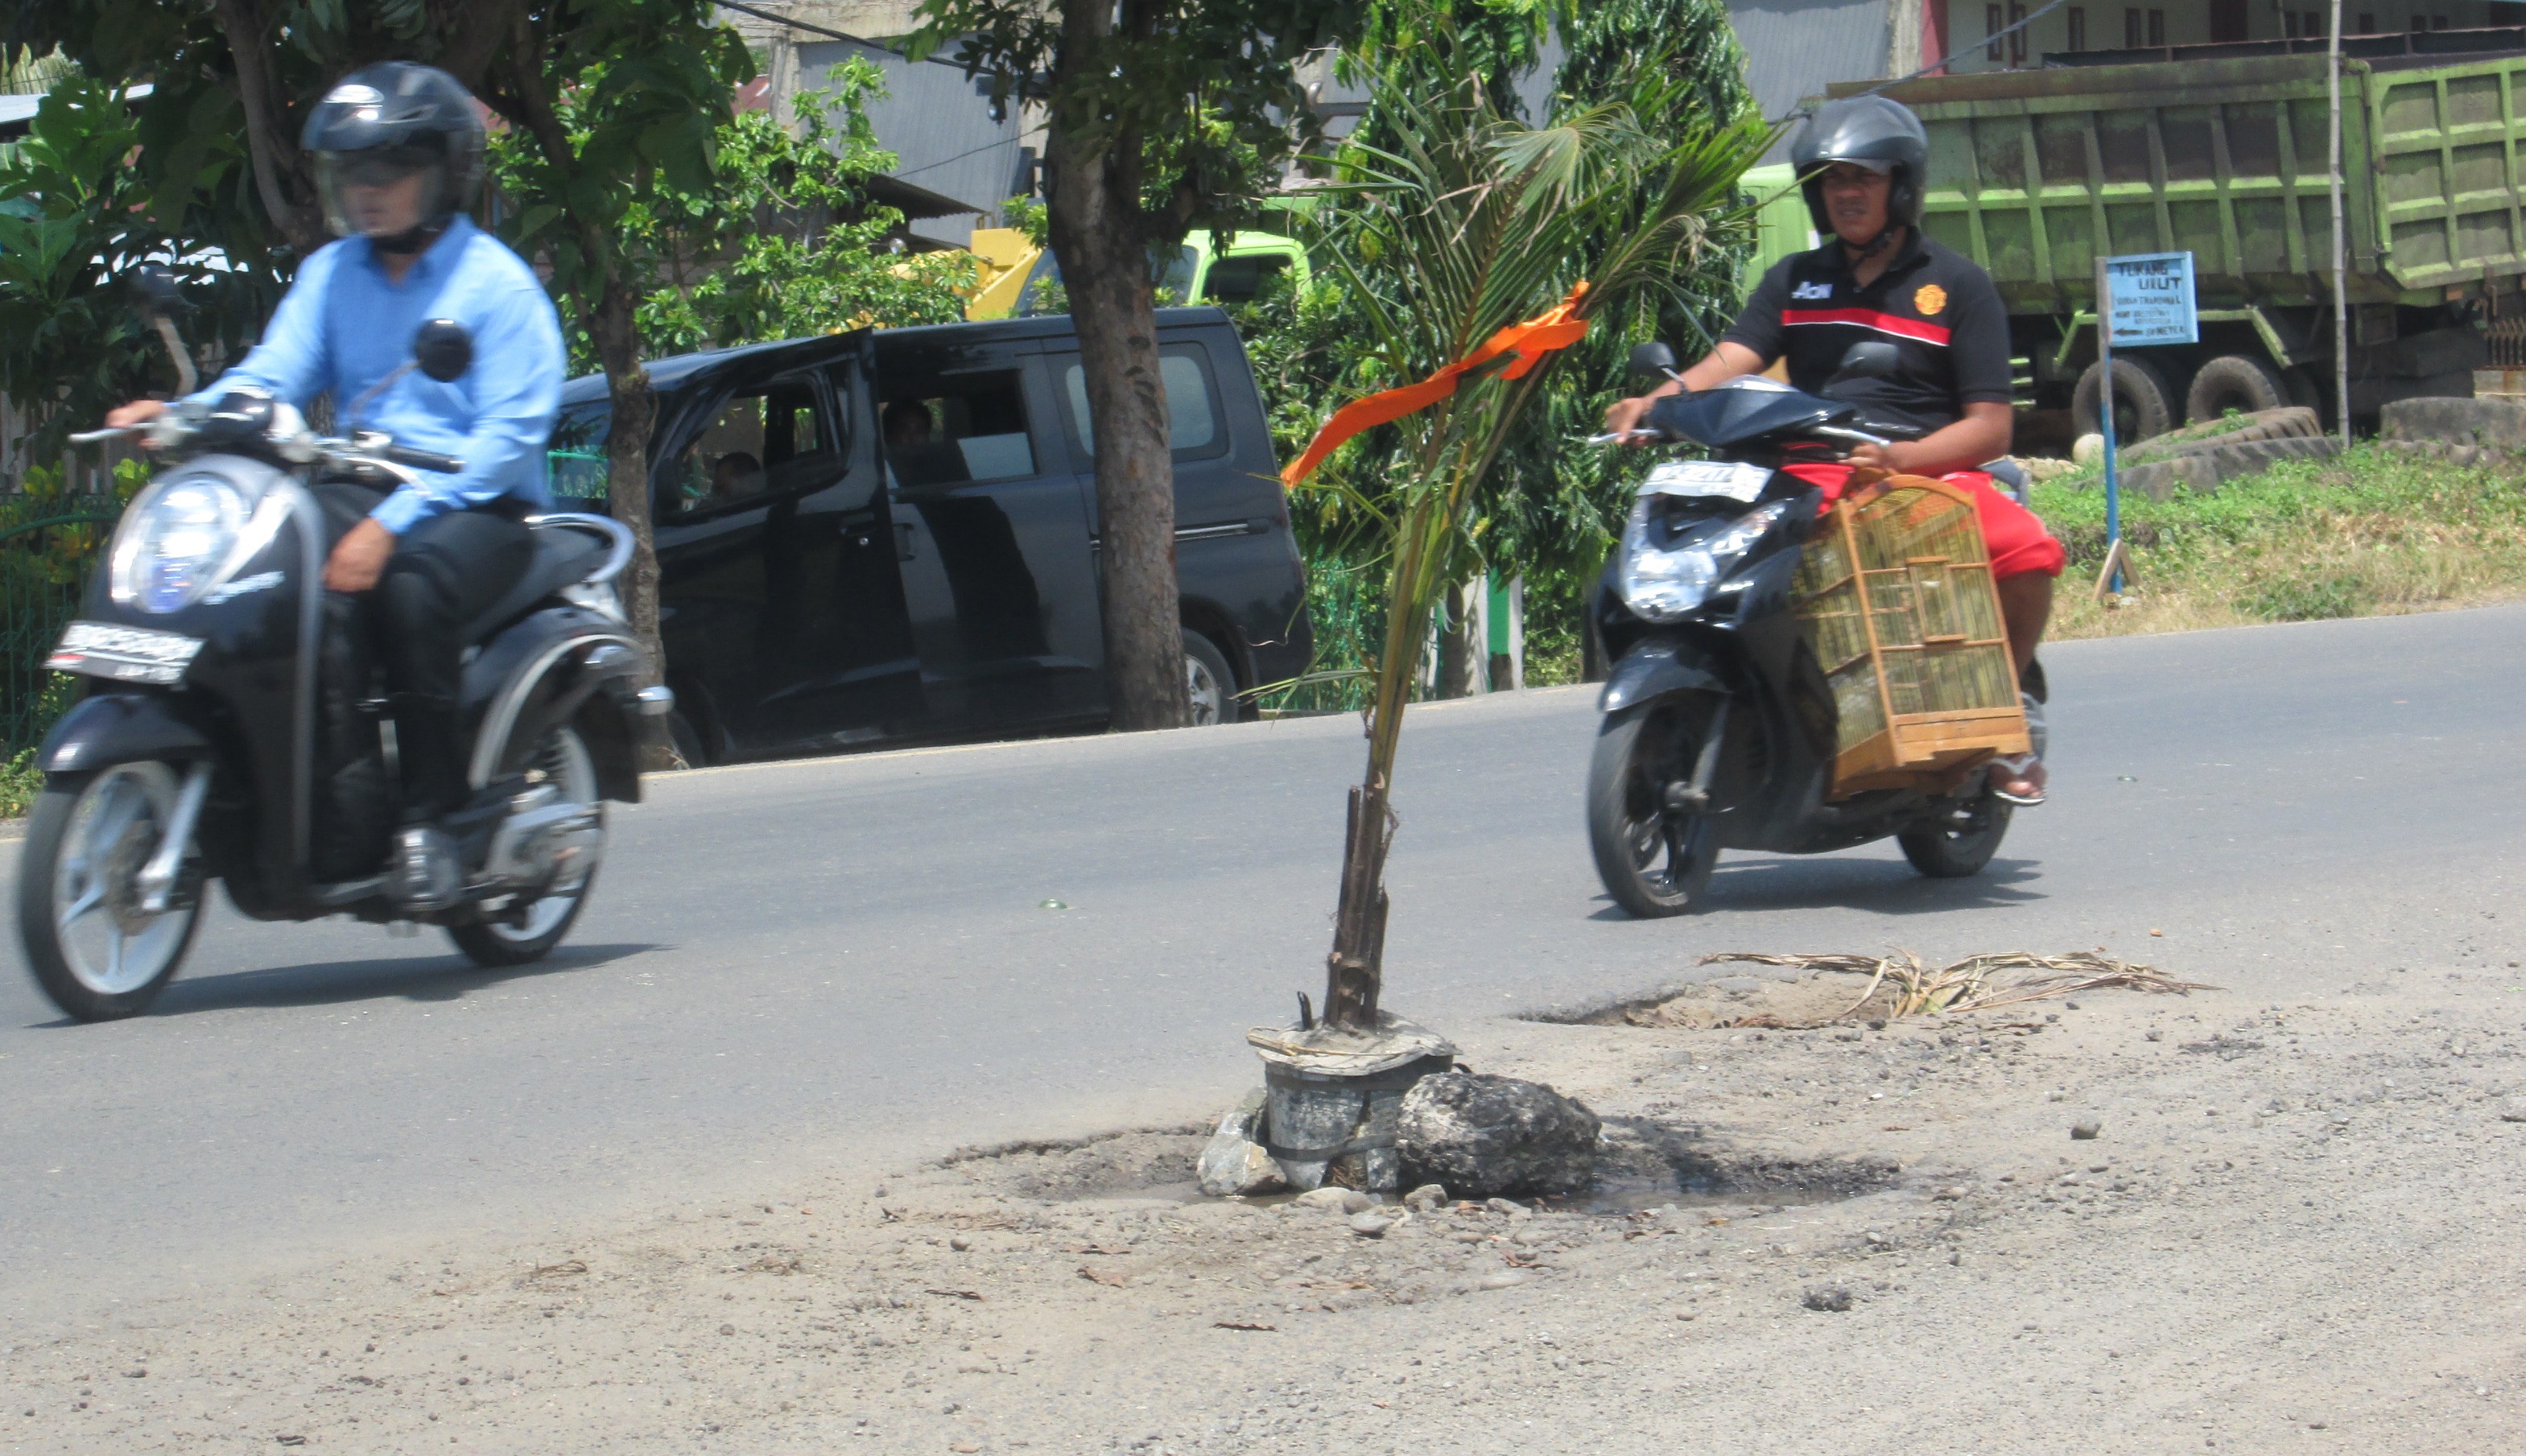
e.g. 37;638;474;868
193;217;565;535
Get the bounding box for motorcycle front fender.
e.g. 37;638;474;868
1599;639;1727;716
38;692;214;774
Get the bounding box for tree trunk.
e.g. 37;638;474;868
210;0;327;254
1433;579;1484;699
1042;40;1188;733
585;283;667;765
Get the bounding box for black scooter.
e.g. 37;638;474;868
1584;340;2043;918
14;281;671;1020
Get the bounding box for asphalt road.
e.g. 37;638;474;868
5;604;2522;1326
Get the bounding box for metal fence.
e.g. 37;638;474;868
0;509;118;755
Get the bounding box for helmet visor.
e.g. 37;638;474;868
313;149;447;241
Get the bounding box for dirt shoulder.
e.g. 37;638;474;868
8;956;2523;1454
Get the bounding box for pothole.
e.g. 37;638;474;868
1567;1116;1904;1215
942;1127;1208;1201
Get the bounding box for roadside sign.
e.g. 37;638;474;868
2102;252;2198;346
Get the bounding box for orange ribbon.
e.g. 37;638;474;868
1278;282;1592;488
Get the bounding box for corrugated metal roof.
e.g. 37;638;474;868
796;39;1018;249
1727;0;1891;159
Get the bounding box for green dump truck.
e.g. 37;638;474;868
1828;26;2526;442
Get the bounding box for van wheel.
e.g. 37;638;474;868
2185;354;2288;424
1185;633;1239;726
666;709;708;769
2072;357;2176;442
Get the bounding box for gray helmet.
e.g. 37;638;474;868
1790;95;1930;236
302;62;486;250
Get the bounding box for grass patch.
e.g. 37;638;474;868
2030;443;2526;640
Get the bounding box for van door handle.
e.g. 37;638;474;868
894;522;915;561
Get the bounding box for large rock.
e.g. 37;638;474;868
1197;1090;1286;1198
1397;1071;1600;1198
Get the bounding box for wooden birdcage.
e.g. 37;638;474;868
1791;474;2030;798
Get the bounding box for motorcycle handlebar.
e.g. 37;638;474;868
381;444;465;474
68;427;134;446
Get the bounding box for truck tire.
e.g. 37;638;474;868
2185;354;2289;424
2072;357;2177;443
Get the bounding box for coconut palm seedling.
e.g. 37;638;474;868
1282;44;1771;1029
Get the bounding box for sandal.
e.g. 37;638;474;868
1991;753;2046;807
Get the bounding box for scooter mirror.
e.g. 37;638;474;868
130;266;185;318
1828;340;1900;384
414;319;474;384
1628;341;1678;379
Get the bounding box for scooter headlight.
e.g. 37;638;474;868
1617;501;1789;623
114;476;250;613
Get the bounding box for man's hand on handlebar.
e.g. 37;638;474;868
1600;388;1673;443
104;399;168;431
324;518;396;594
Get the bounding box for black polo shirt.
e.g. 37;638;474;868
1721;230;2013;438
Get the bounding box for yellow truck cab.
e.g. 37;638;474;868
964;229;1310;320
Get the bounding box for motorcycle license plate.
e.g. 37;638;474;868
47;621;205;686
1641;460;1769;503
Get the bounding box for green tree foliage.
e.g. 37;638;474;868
10;0;532;258
912;0;1365;731
494;61;976;375
0;81;196;462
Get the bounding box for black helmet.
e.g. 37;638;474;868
1790;94;1930;238
301;63;486;250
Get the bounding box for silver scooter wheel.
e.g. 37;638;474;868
17;762;204;1021
445;724;601;967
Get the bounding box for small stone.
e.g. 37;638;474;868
1802;1285;1854;1312
2144;1030;2163;1042
1403;1183;1448;1211
1484;1197;1531;1219
1348;1211;1397;1238
1477;1270;1529;1290
1296;1187;1370;1213
1933;1186;1967;1201
2499;1097;2526;1123
1864;1231;1891;1248
949;1235;972;1252
718;1323;737;1336
2046;1090;2066;1102
2070;1120;2103;1140
1198;1090;1286;1198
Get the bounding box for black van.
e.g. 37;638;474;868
544;309;1311;765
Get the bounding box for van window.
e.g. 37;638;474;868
1063;350;1218;456
548;403;612;503
1199;252;1291;305
656;379;835;521
880;369;1038;486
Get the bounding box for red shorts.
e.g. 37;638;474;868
1782;463;2066;580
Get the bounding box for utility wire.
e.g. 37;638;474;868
714;0;968;68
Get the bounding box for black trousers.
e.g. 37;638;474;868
317;485;535;820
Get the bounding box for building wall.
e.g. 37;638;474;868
1942;0;2524;72
1727;0;1907;159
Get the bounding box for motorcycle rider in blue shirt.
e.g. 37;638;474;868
107;63;567;909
